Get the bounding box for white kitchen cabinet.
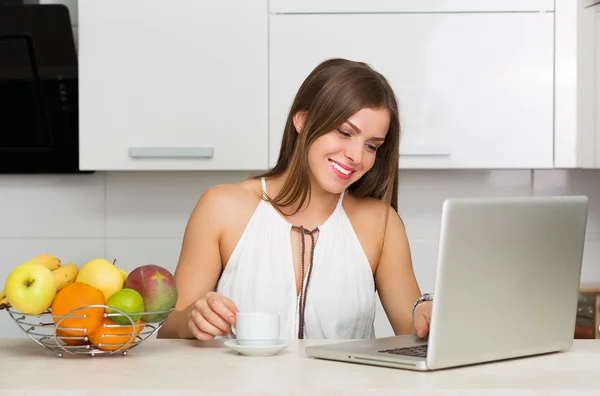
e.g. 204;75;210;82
555;0;600;168
269;10;555;169
79;0;269;170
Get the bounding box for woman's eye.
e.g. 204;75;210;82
336;128;351;137
366;144;378;152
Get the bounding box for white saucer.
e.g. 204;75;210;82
224;339;290;356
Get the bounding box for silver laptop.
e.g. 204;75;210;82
305;195;589;371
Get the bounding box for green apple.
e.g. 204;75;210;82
5;263;57;315
106;288;145;325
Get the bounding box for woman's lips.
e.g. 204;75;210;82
329;160;355;180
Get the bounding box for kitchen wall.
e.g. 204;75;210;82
1;1;599;339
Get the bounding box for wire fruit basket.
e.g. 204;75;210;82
6;304;174;357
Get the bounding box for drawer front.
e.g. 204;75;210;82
79;0;269;170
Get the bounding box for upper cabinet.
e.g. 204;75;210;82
269;1;555;169
554;0;600;169
78;0;269;171
78;0;592;171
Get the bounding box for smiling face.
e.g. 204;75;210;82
259;58;401;213
299;107;390;194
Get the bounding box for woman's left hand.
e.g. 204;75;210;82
413;301;432;338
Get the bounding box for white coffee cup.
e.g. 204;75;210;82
231;312;280;346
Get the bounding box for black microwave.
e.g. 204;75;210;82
0;4;89;173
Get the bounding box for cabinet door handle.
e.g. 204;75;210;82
400;144;452;157
128;146;214;158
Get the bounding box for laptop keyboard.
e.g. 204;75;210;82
378;344;428;357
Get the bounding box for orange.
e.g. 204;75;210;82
51;282;105;337
88;317;145;351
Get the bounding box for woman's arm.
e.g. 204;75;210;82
374;205;423;336
157;186;225;339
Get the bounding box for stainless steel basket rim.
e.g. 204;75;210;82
7;304;174;317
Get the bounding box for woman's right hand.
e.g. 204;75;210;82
188;291;239;340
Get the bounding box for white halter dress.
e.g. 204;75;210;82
215;177;376;339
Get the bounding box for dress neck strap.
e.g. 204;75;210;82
336;190;345;209
260;177;268;200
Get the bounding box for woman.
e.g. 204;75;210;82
158;58;433;341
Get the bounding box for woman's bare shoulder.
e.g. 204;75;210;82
345;193;392;222
344;194;398;272
196;179;262;213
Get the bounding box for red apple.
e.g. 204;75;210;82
123;264;177;322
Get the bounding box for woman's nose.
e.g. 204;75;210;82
344;142;363;164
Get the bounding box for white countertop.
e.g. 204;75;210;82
1;338;600;395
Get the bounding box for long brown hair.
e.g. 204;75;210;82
256;58;401;214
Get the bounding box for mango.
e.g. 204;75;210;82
123;264;177;323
